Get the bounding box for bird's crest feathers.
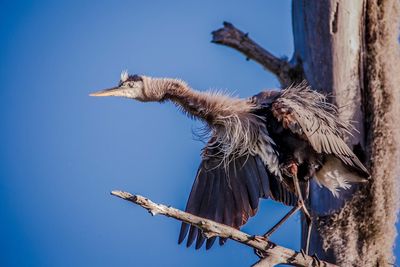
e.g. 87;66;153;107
120;70;129;83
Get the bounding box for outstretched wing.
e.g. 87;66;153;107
271;84;369;177
178;150;297;249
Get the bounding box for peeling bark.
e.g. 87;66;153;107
292;1;400;266
111;191;337;267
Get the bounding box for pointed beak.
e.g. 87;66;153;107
89;87;122;97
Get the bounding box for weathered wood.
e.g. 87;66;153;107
111;190;338;267
292;0;367;262
292;1;400;266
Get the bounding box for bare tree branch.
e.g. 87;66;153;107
252;254;285;267
211;22;300;86
111;190;337;267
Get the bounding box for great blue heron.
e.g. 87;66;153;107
90;72;369;253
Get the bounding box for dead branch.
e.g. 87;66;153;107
111;190;337;267
211;22;298;86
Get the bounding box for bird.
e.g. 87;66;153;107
90;71;369;253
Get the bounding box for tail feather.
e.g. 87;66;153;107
315;156;367;197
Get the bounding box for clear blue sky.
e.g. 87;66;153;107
0;1;398;266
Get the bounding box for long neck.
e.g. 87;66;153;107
142;77;279;175
142;77;255;124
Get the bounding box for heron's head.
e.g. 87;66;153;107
90;71;154;102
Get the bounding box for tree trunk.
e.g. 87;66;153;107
292;1;400;265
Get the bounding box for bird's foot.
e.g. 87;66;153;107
254;248;266;258
312;253;321;266
280;161;298;178
253;246;274;259
300;249;307;259
253;237;275;258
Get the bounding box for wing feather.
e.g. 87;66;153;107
271;84;369;177
179;150;278;249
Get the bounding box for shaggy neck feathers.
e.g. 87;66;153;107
141;77;280;174
142;76;254;123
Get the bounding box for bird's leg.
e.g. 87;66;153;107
255;204;303;258
304;213;313;255
255;162;301;258
304;182;313;255
290;163;312;255
261;161;305;239
262;205;301;238
255;162;313;258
